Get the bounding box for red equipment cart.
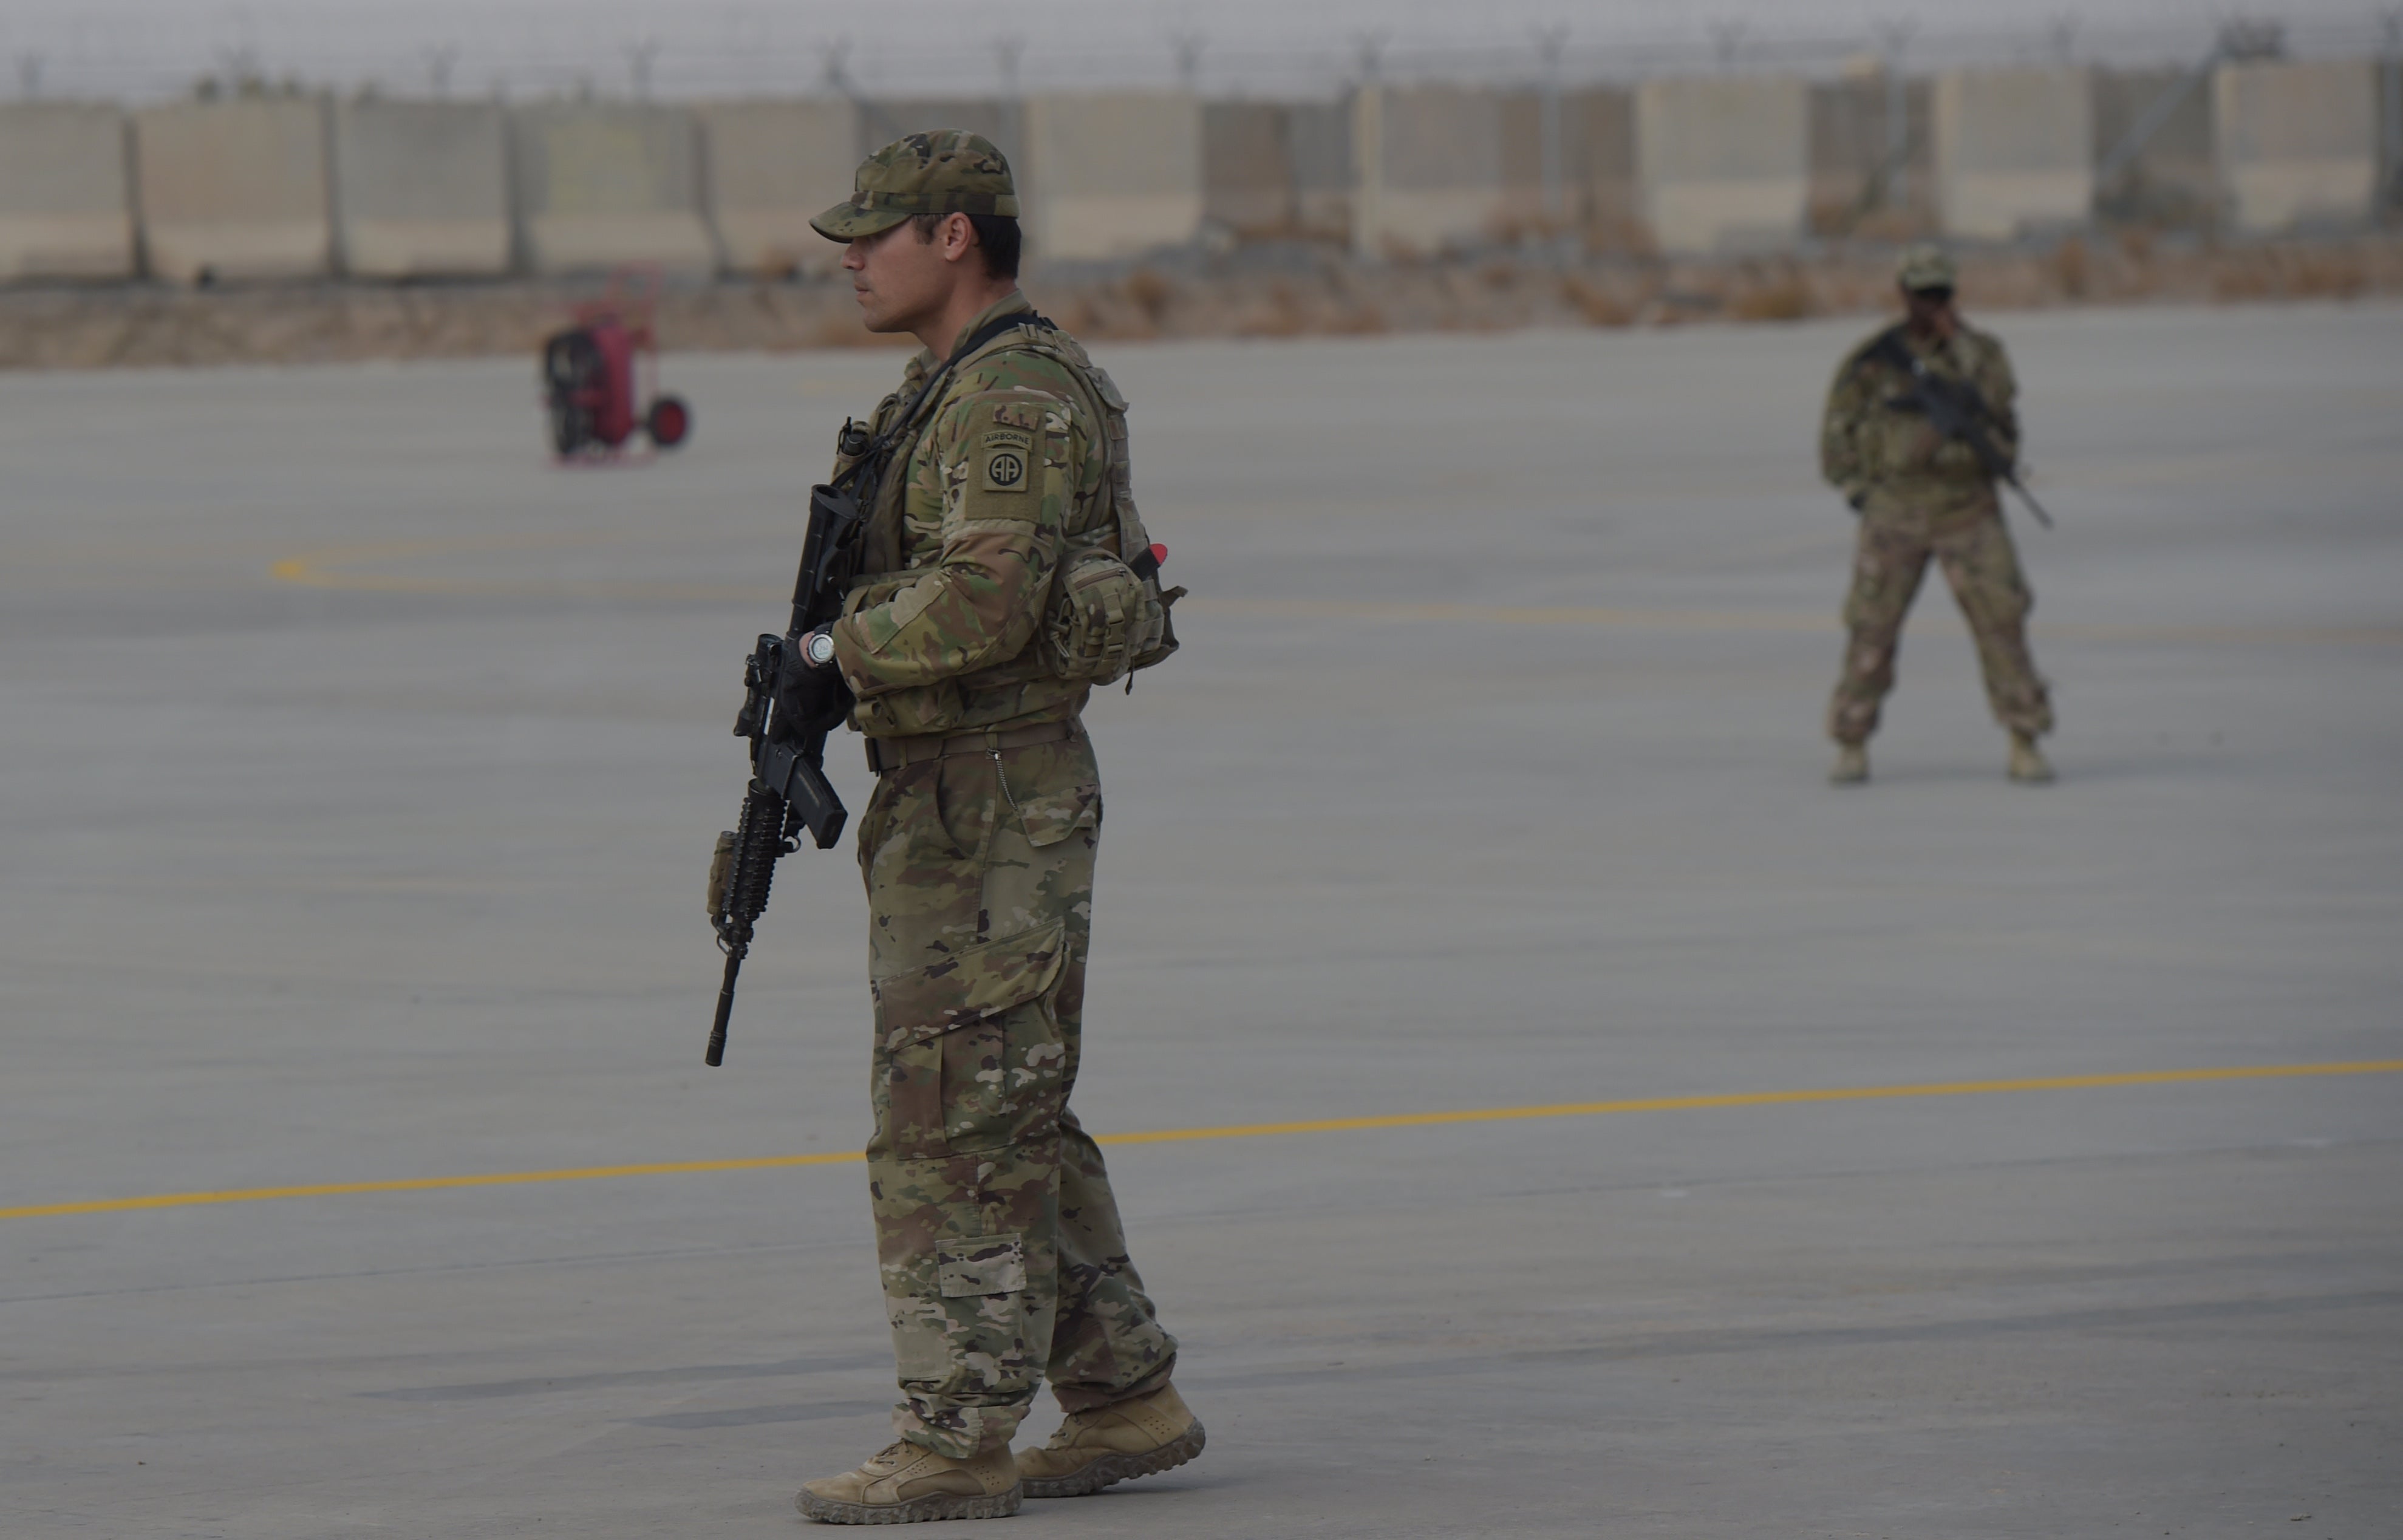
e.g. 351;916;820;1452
540;268;691;460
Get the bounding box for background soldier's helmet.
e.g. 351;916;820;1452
1895;243;1958;293
811;131;1020;242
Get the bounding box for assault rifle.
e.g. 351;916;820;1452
705;308;1054;1065
1862;327;2055;530
706;476;866;1066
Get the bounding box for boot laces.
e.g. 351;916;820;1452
1042;1412;1100;1450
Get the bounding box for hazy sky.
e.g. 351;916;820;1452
1;1;2388;102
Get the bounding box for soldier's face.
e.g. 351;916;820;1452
845;222;942;333
1904;285;1958;338
844;217;973;335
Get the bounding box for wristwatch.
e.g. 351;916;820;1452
803;627;837;669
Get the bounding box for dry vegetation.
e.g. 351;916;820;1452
4;230;2401;370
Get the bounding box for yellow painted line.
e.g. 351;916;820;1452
1092;1060;2403;1145
0;1152;867;1220
5;1060;2396;1222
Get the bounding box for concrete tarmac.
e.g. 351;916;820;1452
2;304;2399;1538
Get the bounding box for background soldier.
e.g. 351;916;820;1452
782;132;1201;1524
1819;244;2054;785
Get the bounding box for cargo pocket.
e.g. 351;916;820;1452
1015;779;1099;850
999;734;1102;850
873;922;1068;1158
938;1233;1028;1298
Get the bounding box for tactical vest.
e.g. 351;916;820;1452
836;318;1182;739
1842;324;2008;490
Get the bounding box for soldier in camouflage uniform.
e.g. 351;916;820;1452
783;132;1201;1525
1821;245;2054;785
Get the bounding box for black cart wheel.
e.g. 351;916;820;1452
646;395;691;449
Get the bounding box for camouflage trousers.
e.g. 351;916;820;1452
1829;494;2053;745
855;726;1178;1459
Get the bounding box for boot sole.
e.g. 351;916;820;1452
1021;1420;1206;1499
795;1483;1023;1524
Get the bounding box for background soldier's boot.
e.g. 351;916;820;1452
1829;744;1869;785
796;1441;1021;1524
2007;732;2054;784
1017;1383;1206;1498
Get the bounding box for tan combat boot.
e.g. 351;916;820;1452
796;1440;1021;1524
1829;743;1869;785
2007;732;2054;784
1016;1383;1206;1498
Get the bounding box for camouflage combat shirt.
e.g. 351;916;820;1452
825;293;1114;740
1820;319;2020;521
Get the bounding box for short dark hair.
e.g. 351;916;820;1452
908;211;1022;280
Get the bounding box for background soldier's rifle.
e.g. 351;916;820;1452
705;308;1052;1065
1864;328;2056;529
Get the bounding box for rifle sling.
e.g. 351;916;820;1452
839;310;1058;502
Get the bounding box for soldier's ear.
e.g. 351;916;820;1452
941;213;981;265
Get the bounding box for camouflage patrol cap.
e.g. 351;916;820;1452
810;130;1020;241
1895;242;1958;292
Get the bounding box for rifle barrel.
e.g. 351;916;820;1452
2008;476;2057;530
707;944;743;1066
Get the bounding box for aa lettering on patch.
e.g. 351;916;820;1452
980;445;1031;493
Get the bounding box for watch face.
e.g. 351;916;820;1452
807;633;836;666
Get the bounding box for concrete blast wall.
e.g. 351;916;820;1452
1574;89;1640;246
23;65;2403;290
698;100;854;276
1480;88;1635;244
331;100;509;279
1493;91;1578;235
1354;85;1506;256
1023;93;1202;261
1933;67;2093;240
1808;74;1933;236
1495;92;1549;233
2387;61;2403;212
1204;102;1293;236
1635;77;1808;253
511;104;717;276
2093;67;2217;224
0;103;134;281
2215;61;2379;231
134;99;330;283
1287;101;1354;240
1203;100;1353;240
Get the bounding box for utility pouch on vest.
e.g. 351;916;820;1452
1046;550;1173;684
1010;336;1184;686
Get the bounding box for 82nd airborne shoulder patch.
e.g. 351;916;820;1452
978;426;1034;494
